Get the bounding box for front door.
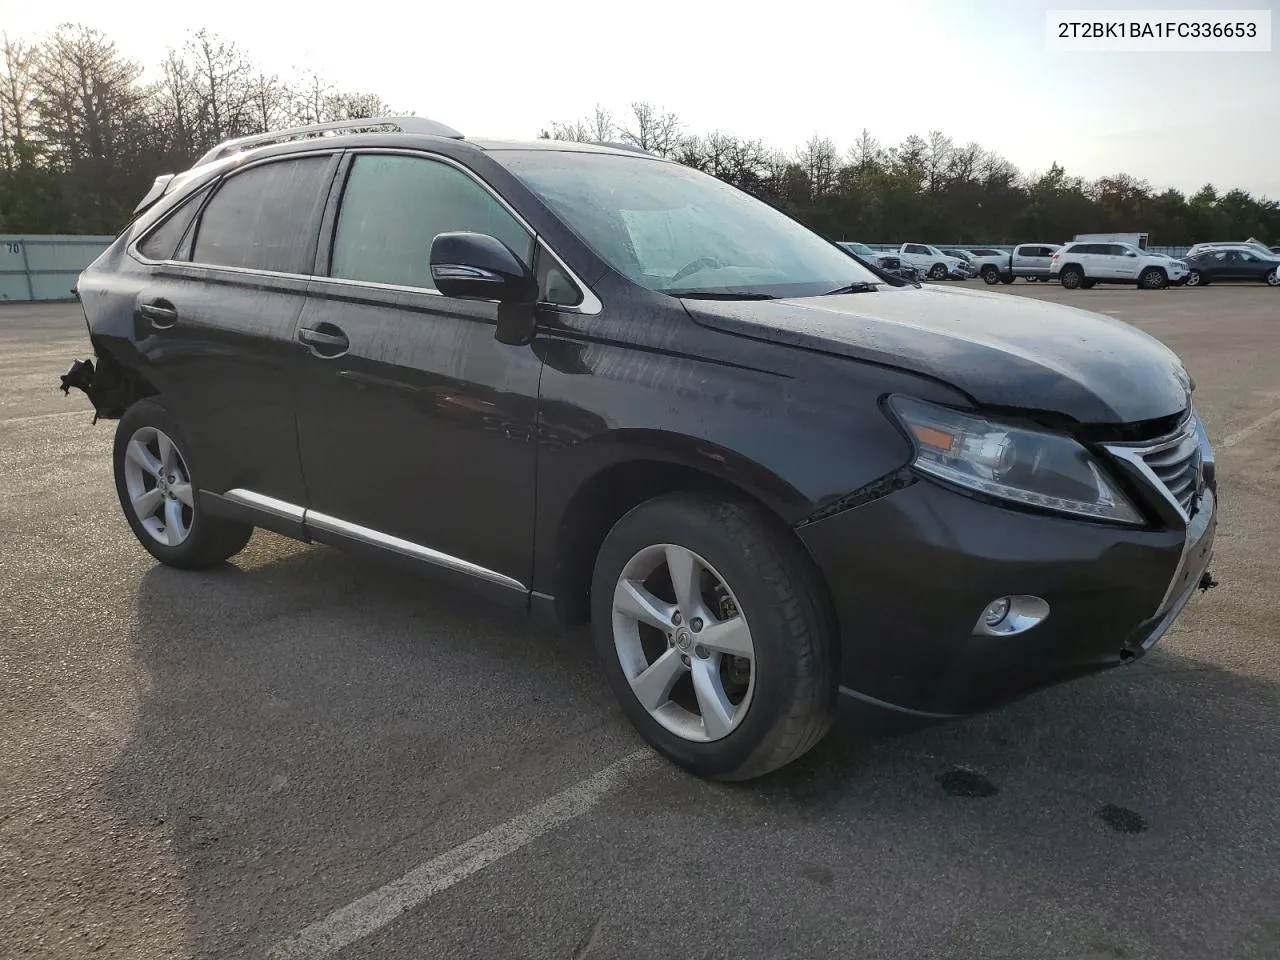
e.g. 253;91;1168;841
294;151;544;593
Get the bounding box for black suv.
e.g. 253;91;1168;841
62;117;1218;781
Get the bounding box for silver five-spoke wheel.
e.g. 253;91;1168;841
612;543;755;742
122;425;194;546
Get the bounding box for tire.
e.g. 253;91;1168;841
928;263;948;280
1139;267;1168;290
590;491;837;781
1080;279;1096;289
1186;270;1205;287
1267;269;1280;286
113;399;253;569
981;266;1001;284
1059;266;1084;290
999;274;1015;285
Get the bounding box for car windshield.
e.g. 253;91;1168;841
501;150;882;299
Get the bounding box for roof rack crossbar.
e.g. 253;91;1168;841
194;116;464;167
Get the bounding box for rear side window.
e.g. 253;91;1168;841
330;154;533;291
137;185;210;261
191;157;332;273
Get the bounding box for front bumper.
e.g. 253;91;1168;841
798;477;1216;719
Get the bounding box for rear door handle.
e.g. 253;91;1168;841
138;300;178;330
298;324;350;357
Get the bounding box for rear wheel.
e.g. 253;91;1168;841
999;274;1015;285
1139;267;1168;290
1059;266;1084;290
591;491;837;781
113;400;253;569
981;266;1001;284
1080;279;1096;289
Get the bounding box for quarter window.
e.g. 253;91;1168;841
330;154;533;291
191;157;332;273
137;185;211;262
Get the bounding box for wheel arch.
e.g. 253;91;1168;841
542;437;833;628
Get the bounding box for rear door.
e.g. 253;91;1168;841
129;153;338;513
293;149;546;594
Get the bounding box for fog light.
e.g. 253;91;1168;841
982;597;1011;627
974;595;1050;637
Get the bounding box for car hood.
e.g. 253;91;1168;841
684;285;1191;424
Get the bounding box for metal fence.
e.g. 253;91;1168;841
0;235;115;302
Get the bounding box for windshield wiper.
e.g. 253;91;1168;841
821;282;879;295
667;290;778;300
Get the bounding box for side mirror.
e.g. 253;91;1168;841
430;232;539;346
1126;251;1138;257
430;232;537;303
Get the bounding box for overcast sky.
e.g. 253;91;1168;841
8;0;1278;197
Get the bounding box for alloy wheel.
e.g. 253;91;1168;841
1186;271;1202;287
122;425;194;546
611;543;755;742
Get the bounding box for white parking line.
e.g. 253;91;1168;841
267;749;656;960
0;409;90;427
1222;406;1280;449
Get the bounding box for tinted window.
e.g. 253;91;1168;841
137;185;210;261
330;154;532;291
191;157;331;273
1106;245;1131;256
906;244;928;255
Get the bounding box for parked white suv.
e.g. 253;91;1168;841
1050;241;1189;290
895;243;968;280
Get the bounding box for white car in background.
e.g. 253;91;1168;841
1050;241;1189;290
895;243;968;280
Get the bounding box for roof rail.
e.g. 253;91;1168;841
587;140;657;156
193;116;464;167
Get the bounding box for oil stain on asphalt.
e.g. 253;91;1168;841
1097;804;1148;833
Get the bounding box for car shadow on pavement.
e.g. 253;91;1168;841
104;534;1280;959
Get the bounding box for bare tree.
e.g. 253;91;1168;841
0;34;40;169
621;101;680;157
152;49;199;162
187;30;253;148
798;134;838;199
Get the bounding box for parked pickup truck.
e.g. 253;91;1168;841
983;243;1062;284
894;243;969;281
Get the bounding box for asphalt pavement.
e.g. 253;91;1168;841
2;287;1277;960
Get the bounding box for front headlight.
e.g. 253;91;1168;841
888;396;1143;525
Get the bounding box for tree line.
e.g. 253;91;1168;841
2;25;1276;246
0;25;395;234
542;104;1279;247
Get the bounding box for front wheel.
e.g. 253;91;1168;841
1267;270;1280;286
1186;270;1205;287
981;266;1001;284
1139;267;1168;290
928;263;948;280
591;491;837;781
113;399;254;569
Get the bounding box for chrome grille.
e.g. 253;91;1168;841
1141;426;1202;514
1104;413;1205;519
